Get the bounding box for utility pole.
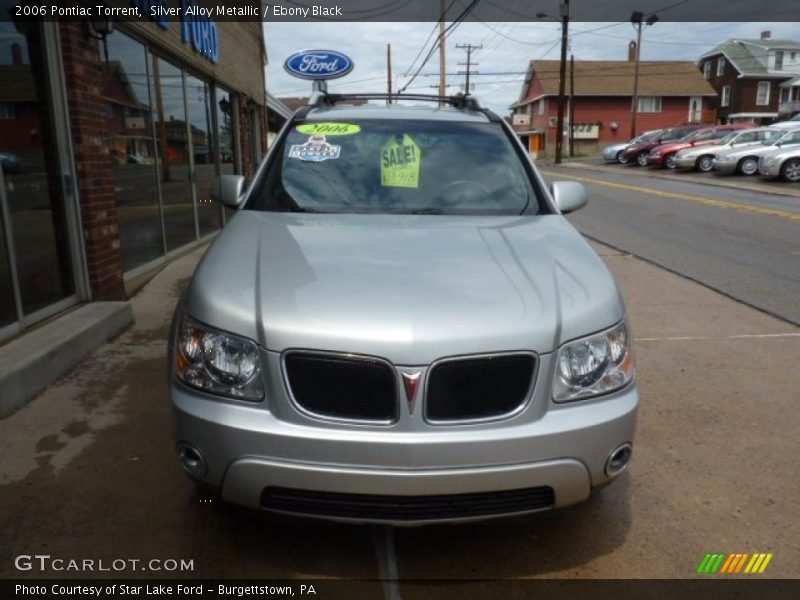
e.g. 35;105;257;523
555;0;570;164
569;54;575;157
439;0;447;100
386;44;392;105
630;20;643;139
456;43;482;94
630;11;659;139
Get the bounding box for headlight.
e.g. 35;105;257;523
650;150;661;157
173;311;264;401
553;322;634;402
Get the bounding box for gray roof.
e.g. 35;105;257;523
699;39;800;77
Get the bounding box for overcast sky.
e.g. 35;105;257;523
264;21;800;114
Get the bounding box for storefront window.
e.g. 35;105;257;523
0;15;75;315
152;56;197;251
186;74;221;236
102;31;163;271
0;200;16;329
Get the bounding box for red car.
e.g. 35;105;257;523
620;124;707;167
647;125;752;169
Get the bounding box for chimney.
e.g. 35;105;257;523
628;41;638;62
761;30;772;40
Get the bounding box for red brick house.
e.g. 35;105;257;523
697;32;800;124
510;59;717;157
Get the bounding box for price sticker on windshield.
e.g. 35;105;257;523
381;134;421;188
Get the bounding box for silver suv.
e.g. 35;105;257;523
168;94;638;524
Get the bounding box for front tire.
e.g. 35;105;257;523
635;151;649;167
780;158;800;182
695;155;714;172
737;157;758;176
664;154;677;169
617;151;629;164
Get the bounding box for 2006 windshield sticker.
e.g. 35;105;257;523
381;134;421;188
288;135;341;162
296;122;361;136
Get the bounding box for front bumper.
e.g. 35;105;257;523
712;157;738;173
759;162;778;177
171;373;639;523
673;156;698;169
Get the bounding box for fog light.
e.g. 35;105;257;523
605;443;632;477
177;443;207;477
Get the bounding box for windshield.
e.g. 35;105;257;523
774;130;800;145
719;132;738;144
249;119;541;215
638;130;662;143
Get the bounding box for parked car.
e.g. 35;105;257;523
619;124;706;167
647;125;748;169
758;144;800;181
168;94;639;523
0;151;21;174
602;129;662;164
712;129;800;175
766;113;800;131
673;127;781;172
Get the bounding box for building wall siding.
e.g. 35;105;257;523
60;22;126;301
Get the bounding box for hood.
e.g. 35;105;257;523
680;141;734;157
653;141;691;153
184;212;624;365
720;144;779;159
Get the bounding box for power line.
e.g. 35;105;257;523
456;42;482;92
398;0;481;94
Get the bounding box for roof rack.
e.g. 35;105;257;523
306;92;484;111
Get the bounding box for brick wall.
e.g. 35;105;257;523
59;23;125;301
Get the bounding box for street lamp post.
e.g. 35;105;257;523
630;11;659;139
537;1;570;164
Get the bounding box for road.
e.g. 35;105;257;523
541;161;800;325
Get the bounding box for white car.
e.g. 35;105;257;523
713;129;800;175
758;144;800;181
673;128;781;172
766;113;800;131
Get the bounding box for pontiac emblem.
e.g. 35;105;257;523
401;371;422;414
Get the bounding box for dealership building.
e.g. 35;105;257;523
0;8;289;347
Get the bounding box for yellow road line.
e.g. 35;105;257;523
540;170;800;222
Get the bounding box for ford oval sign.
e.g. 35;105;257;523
283;50;354;81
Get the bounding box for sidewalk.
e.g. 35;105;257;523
1;238;798;578
542;157;800;199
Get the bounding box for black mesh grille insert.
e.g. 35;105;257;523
261;486;555;521
426;354;536;421
284;353;397;421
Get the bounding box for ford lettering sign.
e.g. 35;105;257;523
283;50;354;80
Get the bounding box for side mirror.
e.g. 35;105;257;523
551;181;587;214
211;174;246;208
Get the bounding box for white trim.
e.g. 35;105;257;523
726;112;779;118
756;81;771;106
721;84;731;107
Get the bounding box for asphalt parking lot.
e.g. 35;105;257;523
2;185;798;585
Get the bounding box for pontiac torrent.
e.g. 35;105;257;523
168;94;638;524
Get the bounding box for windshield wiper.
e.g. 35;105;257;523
286;206;320;213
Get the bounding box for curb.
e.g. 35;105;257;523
542;160;800;200
0;302;134;418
